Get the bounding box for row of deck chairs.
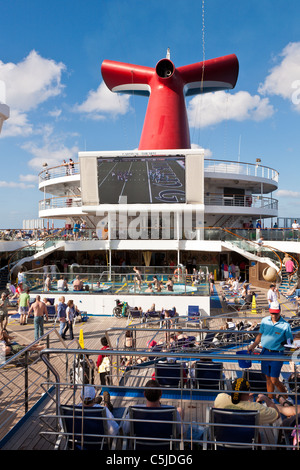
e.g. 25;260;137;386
54;367;275;451
197;321;261;350
128;307;178;324
56;403;265;450
221;280;255;313
154;360;225;389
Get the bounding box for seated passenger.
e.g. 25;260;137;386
121;379;184;436
214;377;296;425
152;276;163;292
78;386;119;436
147;303;156;313
0;329;44;356
229;278;240;293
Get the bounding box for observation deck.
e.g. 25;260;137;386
38;158;279;223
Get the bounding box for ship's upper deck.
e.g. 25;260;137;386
37;154;279;224
38;157;279;196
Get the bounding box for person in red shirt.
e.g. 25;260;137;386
96;336;111;385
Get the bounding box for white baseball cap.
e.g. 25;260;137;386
81;385;96;401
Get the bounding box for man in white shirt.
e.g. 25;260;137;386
231;278;239;293
267;283;280;308
292;220;300;240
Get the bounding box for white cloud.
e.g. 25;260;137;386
276;189;300;198
1;109;33;137
19;174;38;183
259;42;300;111
188;90;274;128
0;181;35;189
74;81;130;119
23;141;79;171
0;50;66;137
48;108;62;119
191;143;212;157
20;124;79;170
0;50;66;112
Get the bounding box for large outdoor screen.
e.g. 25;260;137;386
97;155;185;204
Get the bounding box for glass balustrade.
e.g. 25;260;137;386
22;265;210;297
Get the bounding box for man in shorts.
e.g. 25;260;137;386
28;295;48;341
248;305;293;401
18;288;30;325
0;292;9;330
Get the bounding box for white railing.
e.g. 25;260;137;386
204;159;279;183
204;194;278;209
38;159;279;185
39;162;80;183
39;194;278;212
39;195;82;210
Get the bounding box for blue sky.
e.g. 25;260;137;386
1;0;300;228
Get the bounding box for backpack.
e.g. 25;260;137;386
98;355;110;373
70;354;94;385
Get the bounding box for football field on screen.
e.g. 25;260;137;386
97;158;185;204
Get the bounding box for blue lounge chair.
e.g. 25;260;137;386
194;361;224;390
205;407;259;449
58;405;111;450
125;405;178;450
155;361;185;388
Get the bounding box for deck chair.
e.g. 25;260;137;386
129;308;144;321
187;305;200;323
205;407;259;449
146;310;162;321
125;405;178;450
225;299;244;313
155;361;185;388
46;305;56;321
217;327;237;345
242;370;267;393
194;361;224;390
200;330;219;349
58;405;111;450
277;413;300;449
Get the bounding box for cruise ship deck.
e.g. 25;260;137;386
1;283;300;452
